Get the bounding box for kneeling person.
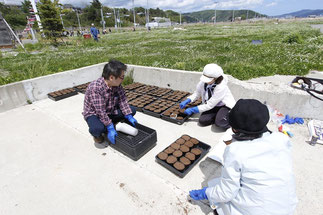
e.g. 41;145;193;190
180;64;235;129
82;60;137;145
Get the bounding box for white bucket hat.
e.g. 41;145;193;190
200;64;224;83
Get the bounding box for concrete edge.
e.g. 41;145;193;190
0;62;322;120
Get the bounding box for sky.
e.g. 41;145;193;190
3;0;323;16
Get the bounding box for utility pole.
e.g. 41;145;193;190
113;8;117;30
246;10;249;20
76;10;81;31
232;10;235;22
30;0;42;32
59;13;65;29
132;0;136;29
117;9;121;28
146;0;149;28
180;11;182;25
214;1;218;25
100;6;105;31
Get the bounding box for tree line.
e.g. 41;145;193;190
0;0;183;31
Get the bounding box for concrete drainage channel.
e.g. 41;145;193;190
0;62;322;120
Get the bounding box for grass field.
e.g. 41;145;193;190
0;19;322;85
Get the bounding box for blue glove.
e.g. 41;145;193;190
125;114;137;127
295;117;304;124
107;123;118;144
281;115;304;125
180;98;191;109
184;106;199;115
189;187;208;200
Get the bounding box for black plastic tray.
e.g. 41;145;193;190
160;103;190;125
155;136;211;178
74;82;90;94
142;99;176;119
110;123;157;161
142;109;162;118
148;88;173;97
48;89;78;101
123;82;145;91
128;95;157;112
125;91;142;102
160;91;190;102
161;113;190;125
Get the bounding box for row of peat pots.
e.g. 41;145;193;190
124;82;202;125
47;82;90;101
47;82;201;125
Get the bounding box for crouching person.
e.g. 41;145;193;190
82;60;137;145
180;64;235;129
189;99;297;215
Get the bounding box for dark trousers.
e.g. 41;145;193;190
199;106;230;129
85;106;136;137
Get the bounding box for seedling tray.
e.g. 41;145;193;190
128;95;157;112
74;82;90;94
161;90;190;102
142;109;162;118
161;113;190;125
125;91;142;102
133;85;158;94
110;123;157;161
142;99;176;119
123;82;145;91
148;87;173;97
160;103;190;125
155;135;211;178
48;88;78;101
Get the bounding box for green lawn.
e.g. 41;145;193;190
1;19;322;85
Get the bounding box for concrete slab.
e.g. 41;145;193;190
0;94;323;215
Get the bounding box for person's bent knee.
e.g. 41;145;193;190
215;120;230;129
89;124;105;137
199;117;213;126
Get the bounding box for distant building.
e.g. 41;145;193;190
145;17;172;28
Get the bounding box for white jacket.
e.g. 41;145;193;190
206;132;298;215
187;75;235;113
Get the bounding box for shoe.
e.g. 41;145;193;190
93;135;104;143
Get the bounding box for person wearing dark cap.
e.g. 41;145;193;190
189;99;298;215
180;64;235;129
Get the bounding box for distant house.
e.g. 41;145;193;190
0;13;14;48
145;17;172;28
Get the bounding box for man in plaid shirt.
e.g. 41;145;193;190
82;60;137;145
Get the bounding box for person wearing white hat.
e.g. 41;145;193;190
180;63;235;129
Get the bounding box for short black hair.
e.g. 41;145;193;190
102;60;127;80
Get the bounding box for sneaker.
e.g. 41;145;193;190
93;135;104;144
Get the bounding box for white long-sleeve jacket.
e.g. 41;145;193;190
187;75;235;113
206;132;298;215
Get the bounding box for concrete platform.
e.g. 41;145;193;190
0;94;323;215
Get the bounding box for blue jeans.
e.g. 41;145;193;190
85;106;136;137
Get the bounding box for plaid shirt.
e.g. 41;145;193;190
82;77;132;126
